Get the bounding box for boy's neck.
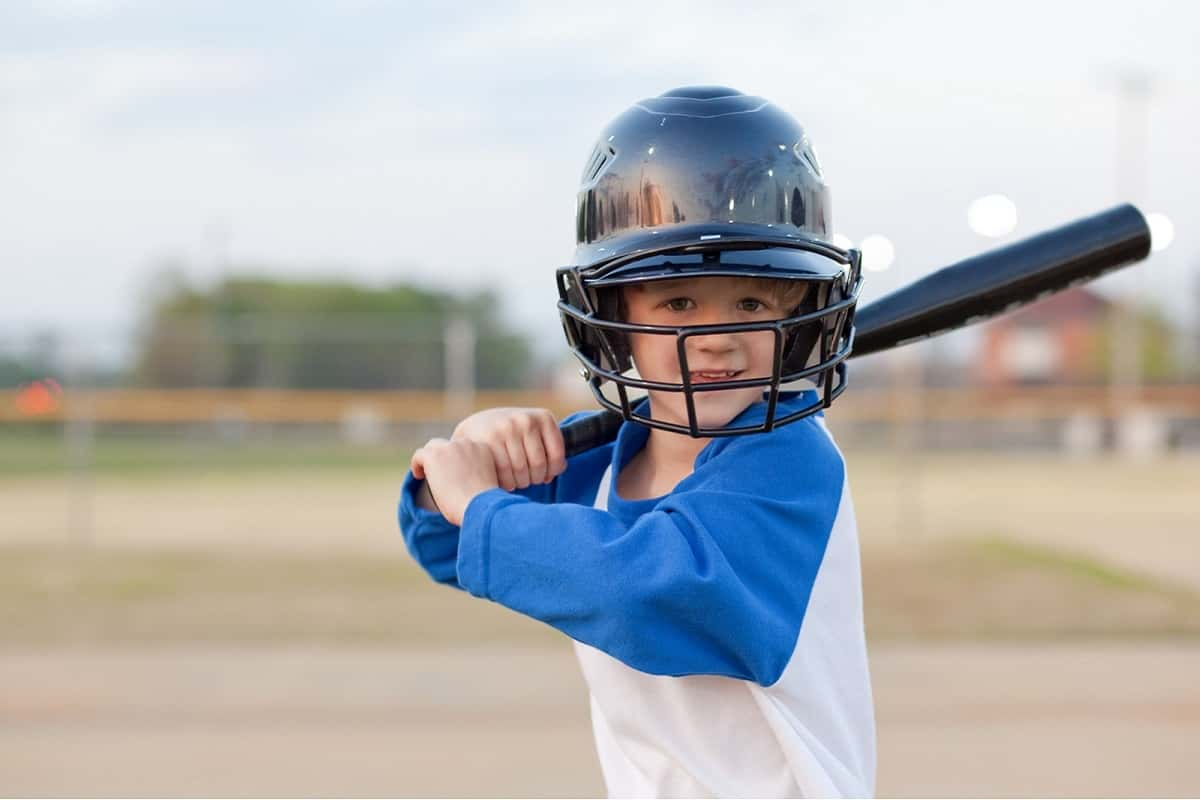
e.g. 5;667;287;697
617;427;710;501
640;428;711;480
644;427;710;466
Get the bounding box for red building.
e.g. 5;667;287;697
976;287;1113;386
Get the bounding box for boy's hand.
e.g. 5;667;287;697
451;408;567;491
410;439;498;526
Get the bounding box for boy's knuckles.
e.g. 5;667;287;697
418;439;445;459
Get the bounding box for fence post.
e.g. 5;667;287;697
63;338;95;551
444;317;476;422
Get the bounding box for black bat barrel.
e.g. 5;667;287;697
851;204;1152;357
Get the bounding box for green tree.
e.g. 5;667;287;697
134;273;535;390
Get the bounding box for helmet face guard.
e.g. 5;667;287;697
557;241;862;437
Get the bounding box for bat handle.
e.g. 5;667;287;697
562;410;624;457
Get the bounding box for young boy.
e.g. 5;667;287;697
399;86;874;797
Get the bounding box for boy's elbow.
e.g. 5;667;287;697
620;576;797;685
397;501;465;590
754;642;793;687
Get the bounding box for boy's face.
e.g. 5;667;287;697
621;276;803;433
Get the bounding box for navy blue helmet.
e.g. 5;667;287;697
557;86;862;437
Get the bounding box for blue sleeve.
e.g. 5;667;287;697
398;471;466;588
397;410;601;589
454;419;846;686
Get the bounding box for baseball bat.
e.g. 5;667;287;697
560;203;1152;456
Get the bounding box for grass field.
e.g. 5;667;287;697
0;427;409;475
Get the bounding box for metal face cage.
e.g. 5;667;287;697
557;243;862;438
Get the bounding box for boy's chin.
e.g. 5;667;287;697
648;390;760;434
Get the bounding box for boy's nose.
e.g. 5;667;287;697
689;331;738;354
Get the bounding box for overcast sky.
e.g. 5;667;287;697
2;0;1197;356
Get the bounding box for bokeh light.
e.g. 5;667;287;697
967;194;1018;238
859;234;895;272
1146;212;1175;252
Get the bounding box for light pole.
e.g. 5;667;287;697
1108;69;1152;411
1105;69;1175;458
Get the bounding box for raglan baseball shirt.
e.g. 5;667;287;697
398;393;876;797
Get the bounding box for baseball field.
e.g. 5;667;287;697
2;434;1198;796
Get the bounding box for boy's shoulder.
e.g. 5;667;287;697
689;412;845;499
701;411;841;462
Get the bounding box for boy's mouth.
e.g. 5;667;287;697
687;370;744;383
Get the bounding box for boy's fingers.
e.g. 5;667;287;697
505;434;532;489
540;413;567;476
410;449;426;480
488;441;517;491
522;423;550;484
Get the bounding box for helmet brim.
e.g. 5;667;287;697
584;245;848;287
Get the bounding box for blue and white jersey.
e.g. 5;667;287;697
399;394;876;797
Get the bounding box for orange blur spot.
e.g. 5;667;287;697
14;379;62;416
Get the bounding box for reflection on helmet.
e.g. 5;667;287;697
557;86;862;438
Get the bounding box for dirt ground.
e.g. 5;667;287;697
3;451;1197;589
2;452;1198;796
2;642;1197;797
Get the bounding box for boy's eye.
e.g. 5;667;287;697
738;298;768;312
664;298;695;312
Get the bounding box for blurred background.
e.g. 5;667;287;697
2;0;1198;796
